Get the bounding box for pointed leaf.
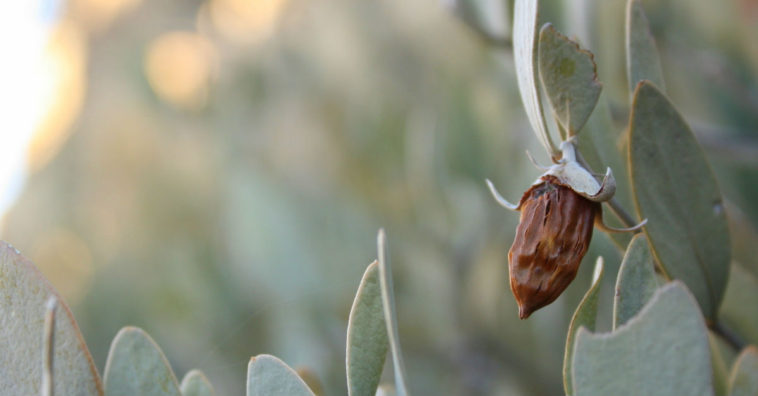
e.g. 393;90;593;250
563;257;604;396
721;264;758;346
377;230;410;396
626;0;665;92
538;24;602;135
246;354;315;396
514;0;559;157
180;370;215;396
103;327;181;396
347;261;389;396
629;81;730;321
572;282;713;396
613;234;660;329
729;346;758;396
0;241;103;396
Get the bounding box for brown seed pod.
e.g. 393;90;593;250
508;176;599;319
486;141;646;319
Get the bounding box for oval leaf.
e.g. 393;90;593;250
246;354;315;396
563;257;604;396
103;327;181;396
347;260;389;396
626;0;665;93
728;346;758;396
514;0;559;157
538;24;602;135
180;370;215;396
628;81;730;321
0;241;103;396
572;281;713;396
612;234;660;329
377;230;410;396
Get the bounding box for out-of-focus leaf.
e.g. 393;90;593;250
728;346;758;396
563;257;604;396
710;333;729;396
572;282;713;396
377;230;410;396
538;24;602;136
514;0;559;158
629;81;730;321
180;370;215;396
613;234;660;329
246;354;315;396
625;0;665;93
0;241;103;396
103;327;181;396
721;264;758;346
347;260;388;396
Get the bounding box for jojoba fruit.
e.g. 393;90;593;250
508;176;599;319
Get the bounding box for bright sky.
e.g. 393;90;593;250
0;0;61;225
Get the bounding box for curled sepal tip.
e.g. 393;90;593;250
486;179;519;211
595;215;647;233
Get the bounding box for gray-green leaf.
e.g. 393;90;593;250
538;24;602;136
563;257;604;396
103;327;181;396
246;354;315;396
572;281;713;396
628;81;730;321
729;346;758;396
0;242;103;396
613;234;660;329
513;0;559;157
180;370;215;396
626;0;665;93
347;260;389;396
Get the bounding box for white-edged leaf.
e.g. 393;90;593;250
612;234;660;329
0;241;103;396
629;81;730;321
347;260;389;396
246;354;315;396
563;257;604;395
103;327;181;396
728;346;758;396
538;23;602;135
514;0;559;157
180;370;215;396
572;282;713;396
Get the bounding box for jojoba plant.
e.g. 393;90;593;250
2;0;757;395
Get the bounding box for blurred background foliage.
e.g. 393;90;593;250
1;0;758;394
